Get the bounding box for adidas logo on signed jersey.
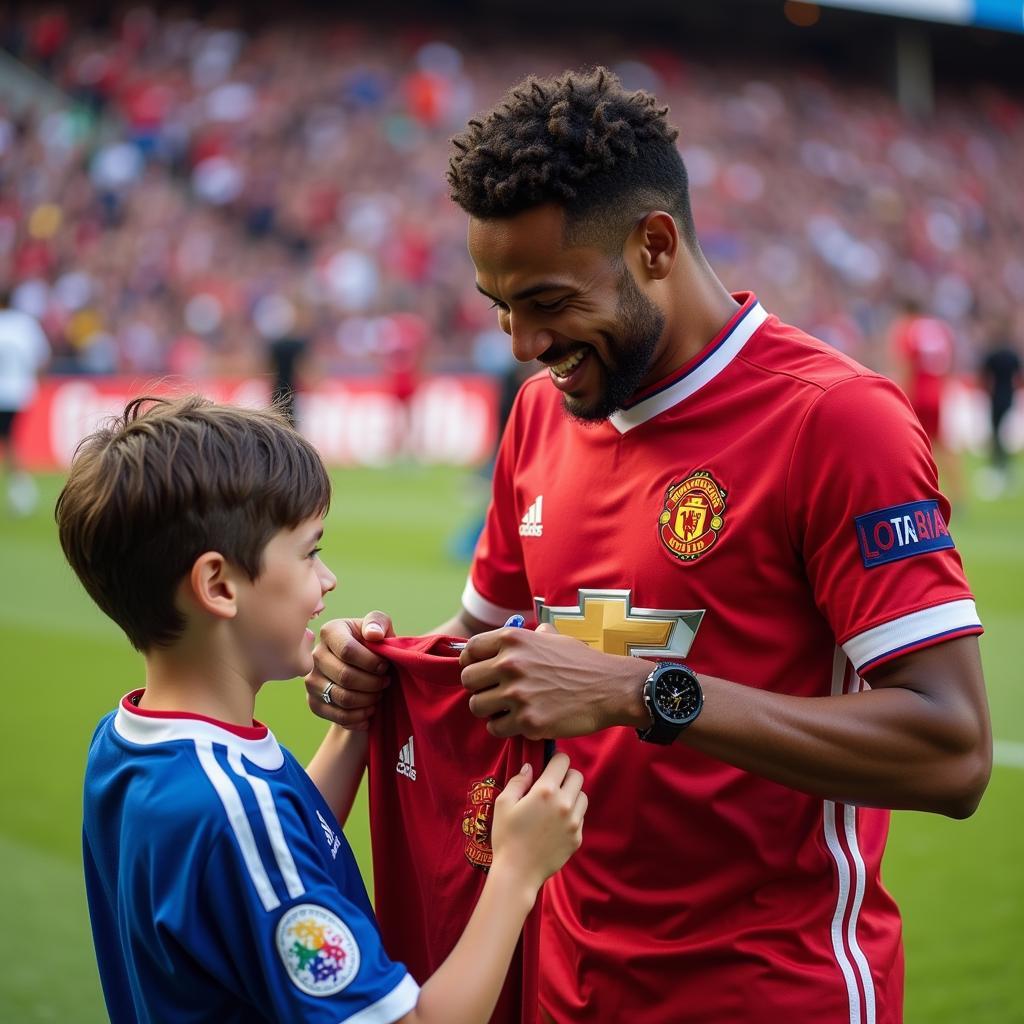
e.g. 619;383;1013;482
316;808;341;860
396;736;417;781
519;496;543;537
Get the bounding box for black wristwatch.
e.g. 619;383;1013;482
637;662;703;745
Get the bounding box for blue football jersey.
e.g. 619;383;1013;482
83;694;418;1023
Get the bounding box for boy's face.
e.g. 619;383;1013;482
234;515;336;683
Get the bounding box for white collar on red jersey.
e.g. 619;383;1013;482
114;694;284;770
609;294;768;434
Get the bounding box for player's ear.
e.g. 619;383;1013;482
632;211;679;282
186;551;239;620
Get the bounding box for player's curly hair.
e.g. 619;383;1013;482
448;67;697;252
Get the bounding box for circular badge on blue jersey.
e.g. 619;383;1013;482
276;903;360;996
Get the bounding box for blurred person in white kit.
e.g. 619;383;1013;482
0;289;50;515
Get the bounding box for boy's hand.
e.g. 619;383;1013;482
305;613;394;730
489;753;587;892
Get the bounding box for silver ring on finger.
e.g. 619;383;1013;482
321;682;336;705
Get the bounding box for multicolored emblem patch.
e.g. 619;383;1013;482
276;903;360;996
658;471;727;562
462;776;500;871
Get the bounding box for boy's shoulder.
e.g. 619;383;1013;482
86;699;307;855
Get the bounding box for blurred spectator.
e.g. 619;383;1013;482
0;288;50;513
379;312;427;457
260;293;309;425
978;313;1022;495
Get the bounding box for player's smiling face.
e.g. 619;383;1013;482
468;204;668;422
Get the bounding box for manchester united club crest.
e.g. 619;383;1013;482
658;471;727;562
462;776;500;871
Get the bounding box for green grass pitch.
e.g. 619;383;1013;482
1;465;1020;1021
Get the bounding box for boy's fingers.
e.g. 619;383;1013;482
536;751;571;786
535;622;557;634
497;763;533;804
561;767;584;802
573;791;589;826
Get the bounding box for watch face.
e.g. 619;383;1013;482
653;669;701;724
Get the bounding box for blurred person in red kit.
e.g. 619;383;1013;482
889;296;965;507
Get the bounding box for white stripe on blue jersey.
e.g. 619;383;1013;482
195;739;281;911
227;749;305;901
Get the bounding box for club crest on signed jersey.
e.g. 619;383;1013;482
462;776;500;871
659;471;727;562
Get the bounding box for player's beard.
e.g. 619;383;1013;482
563;266;665;423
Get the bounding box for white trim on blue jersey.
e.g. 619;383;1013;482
113;702;284;768
346;975;421;1024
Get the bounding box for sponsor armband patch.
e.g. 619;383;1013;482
855;500;954;568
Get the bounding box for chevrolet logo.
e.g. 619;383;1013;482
534;589;704;658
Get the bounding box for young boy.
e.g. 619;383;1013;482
58;395;587;1024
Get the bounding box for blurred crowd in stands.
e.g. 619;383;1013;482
1;6;1023;382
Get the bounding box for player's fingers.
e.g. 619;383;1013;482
485;712;520;739
304;680;377;729
467;687;510;720
361;610;395;642
313;638;391;694
458;626;509;668
535;622;557;634
460;659;501;694
319;618;392;678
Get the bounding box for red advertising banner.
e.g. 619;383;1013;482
14;375;499;470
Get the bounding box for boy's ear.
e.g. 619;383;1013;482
187;551;240;620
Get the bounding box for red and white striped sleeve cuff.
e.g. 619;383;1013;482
843;599;983;674
460;578;532;627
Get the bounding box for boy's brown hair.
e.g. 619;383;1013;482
56;395;331;652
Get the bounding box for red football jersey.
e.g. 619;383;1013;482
366;635;545;1024
463;294;982;1024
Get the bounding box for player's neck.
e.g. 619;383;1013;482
657;257;739;378
140;632;260;728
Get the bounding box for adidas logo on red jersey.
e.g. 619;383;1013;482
396;735;417;781
519;496;543;537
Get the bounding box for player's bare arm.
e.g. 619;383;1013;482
307;607;492;729
460;628;990;819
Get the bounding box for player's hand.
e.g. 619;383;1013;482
305;613;394;731
459;624;650;738
489;753;587;890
